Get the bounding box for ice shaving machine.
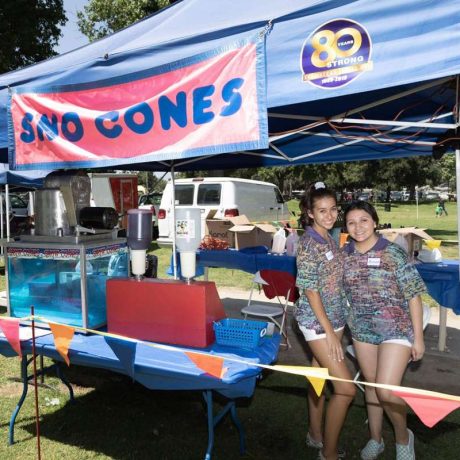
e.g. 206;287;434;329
107;207;226;347
5;171;129;329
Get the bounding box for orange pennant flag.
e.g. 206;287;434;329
49;323;75;366
0;318;22;357
185;351;225;379
393;390;460;427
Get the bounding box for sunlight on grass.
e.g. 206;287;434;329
0;356;458;460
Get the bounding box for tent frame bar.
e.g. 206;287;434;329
296;130;435;146
269;76;455;143
271;111;448;163
269;112;458;130
144;77;458;170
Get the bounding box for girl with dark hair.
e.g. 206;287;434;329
343;201;425;460
296;182;355;460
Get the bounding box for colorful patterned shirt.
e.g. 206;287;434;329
343;236;426;344
295;226;347;333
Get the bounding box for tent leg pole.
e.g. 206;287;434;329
456;149;460;283
5;184;10;241
438;307;448;352
171;165;178;279
441;147;460;352
0;189;4;245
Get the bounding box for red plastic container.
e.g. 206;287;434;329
107;278;226;347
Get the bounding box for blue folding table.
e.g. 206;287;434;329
197;250;460;351
0;329;280;459
414;260;460;351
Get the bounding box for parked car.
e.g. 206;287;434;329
138;192;162;239
438;192;449;201
373;190;387;201
157;177;290;247
357;192;371;201
424;191;440;202
0;193;30;235
8;193;29;217
390;191;402;201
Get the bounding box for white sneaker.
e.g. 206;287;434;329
396;429;415;460
317;450;347;460
360;438;385;460
306;432;323;449
306;433;346;458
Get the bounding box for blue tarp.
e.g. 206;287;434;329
1;0;459;170
0;164;46;187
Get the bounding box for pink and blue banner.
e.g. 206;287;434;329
8;38;267;170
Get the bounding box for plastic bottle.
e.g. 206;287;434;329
271;227;287;254
286;230;299;256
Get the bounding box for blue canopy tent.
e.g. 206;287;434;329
0;0;459;173
1;0;459;279
0;0;458;304
0;164;46;188
0;165;47;241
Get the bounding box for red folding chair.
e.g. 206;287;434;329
241;269;299;347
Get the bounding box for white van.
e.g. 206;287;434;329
157;177;290;247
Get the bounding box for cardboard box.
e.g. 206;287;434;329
205;218;235;247
228;215;277;250
378;227;432;258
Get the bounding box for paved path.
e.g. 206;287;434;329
217;287;460;395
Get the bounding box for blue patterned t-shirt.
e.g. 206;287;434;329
343;236;426;344
295;227;348;333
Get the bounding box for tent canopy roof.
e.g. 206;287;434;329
1;0;459;170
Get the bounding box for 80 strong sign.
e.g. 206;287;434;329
301;18;373;89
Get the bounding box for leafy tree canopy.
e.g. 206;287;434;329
438;153;456;189
138;171;167;192
180;154;445;199
77;0;173;42
0;0;66;73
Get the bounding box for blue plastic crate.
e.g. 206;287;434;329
213;318;268;349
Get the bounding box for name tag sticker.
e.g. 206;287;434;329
367;257;380;267
325;250;334;261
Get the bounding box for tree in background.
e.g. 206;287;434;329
77;0;173;41
438;154;456;192
137;171;167;192
370;157;442;200
177;155;445;199
0;0;66;73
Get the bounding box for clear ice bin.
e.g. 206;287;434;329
5;240;128;329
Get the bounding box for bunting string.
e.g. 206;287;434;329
2;314;460;427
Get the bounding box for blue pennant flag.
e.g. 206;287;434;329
105;336;137;379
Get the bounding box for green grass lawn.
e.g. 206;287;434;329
287;199;459;241
0;354;459;459
0;203;459;458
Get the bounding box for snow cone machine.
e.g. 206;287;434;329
106;207;226;348
4;171;129;329
4;172;224;346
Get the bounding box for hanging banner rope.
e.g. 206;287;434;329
5;314;460;428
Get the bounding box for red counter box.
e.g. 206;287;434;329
107;278;226;347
